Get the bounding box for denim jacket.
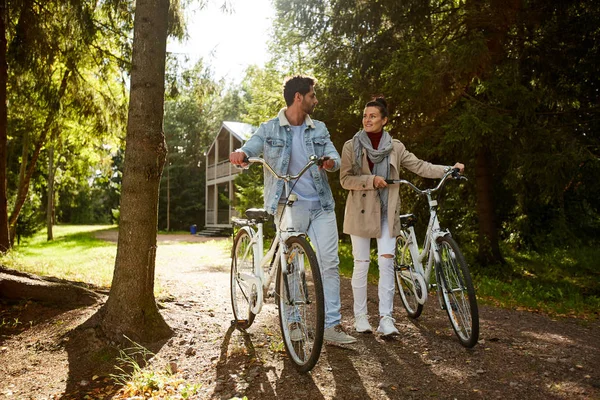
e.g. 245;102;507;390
240;108;340;215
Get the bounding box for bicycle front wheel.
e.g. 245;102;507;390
276;236;324;373
230;228;256;329
395;232;424;318
436;235;479;348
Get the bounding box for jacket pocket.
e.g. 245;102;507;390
312;137;328;156
265;137;285;158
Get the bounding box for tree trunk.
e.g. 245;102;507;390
98;0;172;343
475;147;504;265
47;130;55;241
166;159;170;232
9;68;70;242
0;0;10;253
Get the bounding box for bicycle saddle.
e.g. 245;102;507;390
245;208;270;222
399;213;417;227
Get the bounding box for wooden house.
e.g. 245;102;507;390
204;121;256;231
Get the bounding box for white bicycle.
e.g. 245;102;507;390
230;155;326;372
387;168;479;348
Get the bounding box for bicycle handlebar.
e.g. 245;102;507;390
385;167;467;196
243;155;321;182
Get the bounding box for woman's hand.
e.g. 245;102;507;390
453;162;465;173
373;176;388;189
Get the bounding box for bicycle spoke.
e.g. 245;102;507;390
437;236;479;348
230;229;257;328
277;236;324;372
395;232;424;318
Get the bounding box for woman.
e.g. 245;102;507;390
340;97;464;336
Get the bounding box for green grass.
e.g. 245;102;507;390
111;338;202;398
473;245;600;319
338;240;600;320
3;225;597;320
0;225;232;292
1;225;117;287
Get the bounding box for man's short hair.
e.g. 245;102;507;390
283;75;317;106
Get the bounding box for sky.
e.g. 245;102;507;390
167;0;276;84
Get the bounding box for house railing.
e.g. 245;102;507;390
216;161;231;179
207;160;240;181
206;164;215;180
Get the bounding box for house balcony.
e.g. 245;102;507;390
207;160;240;183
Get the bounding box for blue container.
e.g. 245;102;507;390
190;224;197;235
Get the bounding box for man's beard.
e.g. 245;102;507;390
303;102;315;115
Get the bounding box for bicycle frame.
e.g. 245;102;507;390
233;156;318;315
404;194;449;281
389;169;463;301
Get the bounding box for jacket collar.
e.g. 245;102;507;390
278;108;316;129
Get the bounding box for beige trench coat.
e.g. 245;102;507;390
340;138;447;238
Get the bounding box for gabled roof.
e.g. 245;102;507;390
222;121;256;142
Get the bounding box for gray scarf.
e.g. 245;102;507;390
352;129;393;216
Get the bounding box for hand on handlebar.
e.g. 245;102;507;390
450;162;467;180
317;156;334;170
373;176;388;189
452;162;465;174
229;151;249;167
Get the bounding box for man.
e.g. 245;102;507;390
229;75;356;344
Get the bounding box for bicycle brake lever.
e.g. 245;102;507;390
316;156;330;167
232;156;250;170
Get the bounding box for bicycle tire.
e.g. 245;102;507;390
395;232;424;318
230;228;257;329
276;235;324;373
436;235;479;348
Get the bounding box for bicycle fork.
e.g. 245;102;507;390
280;239;309;307
403;228;428;305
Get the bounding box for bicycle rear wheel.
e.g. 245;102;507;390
436;235;479;348
230;228;256;329
394;232;424;318
276;236;324;373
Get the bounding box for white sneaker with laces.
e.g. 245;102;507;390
354;314;373;333
377;316;399;336
324;324;357;344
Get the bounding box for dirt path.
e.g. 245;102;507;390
1;235;599;399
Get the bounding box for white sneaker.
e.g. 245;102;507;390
377;316;399;336
324;324;357;344
354;314;373;333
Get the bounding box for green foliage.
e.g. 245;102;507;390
5;0;131;236
12;193;45;242
159;59;247;230
232;167;264;217
239;64;286;126
270;0;600;261
111;337;202;398
474;245;600;318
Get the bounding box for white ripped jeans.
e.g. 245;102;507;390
350;216;396;318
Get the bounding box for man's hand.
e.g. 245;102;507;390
318;156;334;170
229;151;248;166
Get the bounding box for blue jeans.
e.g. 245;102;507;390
277;201;342;329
